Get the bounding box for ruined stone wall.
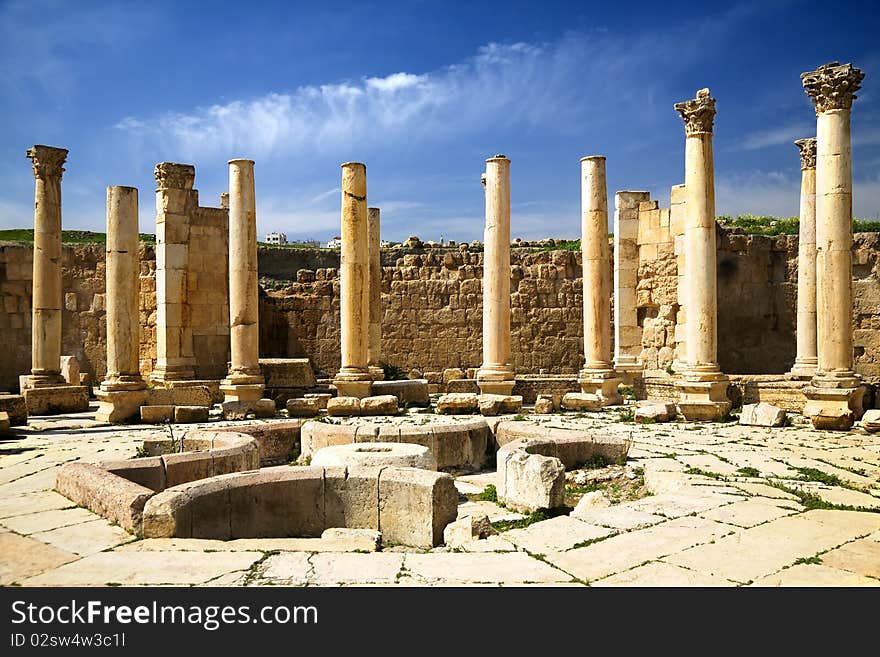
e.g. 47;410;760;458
2;230;880;392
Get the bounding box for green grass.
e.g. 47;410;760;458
477;484;498;502
490;507;570;532
794;467;843;488
769;482;879;513
793;555;823;566
0;228;156;244
736;466;761;478
380;362;408;381
684;466;726;481
717;214;880;236
536;239;581;252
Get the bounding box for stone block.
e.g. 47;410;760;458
314;443;436;470
259;358;317;388
230;421;301;465
861;409;880;433
635;401;677;423
299;422;357;458
60;356;80;385
327;396;362;416
221;401;253;420
378;467;458;548
807;406;854;431
162;451;213;488
140;405;175;423
229;467;325;539
304;393;333;409
323;465;382;530
286;397;321;418
443;514;496;548
561;392;603;411
499;449;565;513
370;379;430;407
0;393;27;426
253;398;276;418
56;463;154;534
739;402;786;428
534;396;555;414
94;389;148;424
174;405;209;423
24;385;90;415
447;378;480;394
0;411;8;435
479;394;522;416
100;457;166;492
147;385;212;407
360;395;399;416
435;392;479;414
442;368;465;384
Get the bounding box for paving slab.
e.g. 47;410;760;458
32;519;135;556
628;493;734;518
543;516;735;583
0;531;79;585
405;552;573;584
750;564;880;587
697;499;801;528
257;552;312;585
501;516;615;554
667;510;880;584
592;561;733;587
819;538;880;579
571;504;666;530
728;481;802;501
0;490;73;519
21;550;263;586
457;500;525;523
1;507;98;535
308;553;405;585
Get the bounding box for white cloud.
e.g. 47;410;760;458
365;72;427;92
736;123;814;151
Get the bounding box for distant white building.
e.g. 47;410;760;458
265;231;288;245
326;236;342;248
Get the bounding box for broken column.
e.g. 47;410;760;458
220;159;265;403
96;186;148;422
788;138;818;380
477;155;515;396
801;62;866;429
672;89;730;421
23;145;88;415
367;207;384;381
150;162;196;383
333;162;372;398
614;191;649;382
577;156;621;404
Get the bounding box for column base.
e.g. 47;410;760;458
24;386;90;416
613;359;644;385
368;365;386;381
578;369;622;406
26;373;66;389
476;365;515;396
149;365;196;384
99;376;148;393
802;378;866;431
477;380;516;396
95;389;149;423
220;380;265;403
333;380;373;399
787;359;818;381
675;374;731;422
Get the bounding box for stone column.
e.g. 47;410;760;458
333;162;373;398
367;207;385;380
96;186;148;422
26;145;68;388
789;138;818;380
801;62;866;429
150;162;196;383
220;159;265;403
613;190;650;382
477;155;515;395
577;156;620;404
673;88;730;421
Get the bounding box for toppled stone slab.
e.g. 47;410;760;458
304;393;333;410
24;386;89;415
0;393;27;426
60;355;80;385
573;491;612;513
327;396;362;416
253;399;277;418
561;392;603;411
0;411;9;435
370;379;430;407
806;406;854;431
861;409;880;433
436;393;479;414
479;394;523;416
259;358;317;388
141;405;174;423
443;514;496;548
447;379;480;394
498;449;565;512
174;405;209;424
312;442;436;470
494;421;630;466
286;397;322;418
534;395;555;414
320;527;382;551
739;402;786;427
378;467;458;548
360;395;399;415
442;368;465;384
221;401;253;421
635;401;677;423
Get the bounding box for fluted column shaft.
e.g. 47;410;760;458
790;139;818;378
367;207;384;380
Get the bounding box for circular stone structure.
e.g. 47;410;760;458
311;442;437;470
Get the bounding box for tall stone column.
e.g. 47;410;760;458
673;89;730;421
367;207;384;380
577;156;620;404
220;159;265;403
477;155;515;395
613;190;650;383
333;162;372;398
96;186;148;422
150;162;196;383
788;138;818;380
801;62;866;429
26;145;68;388
23;145;89;415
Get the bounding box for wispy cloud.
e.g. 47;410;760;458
736;123;814;151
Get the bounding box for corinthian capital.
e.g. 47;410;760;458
801;62;864;115
154;162;195;190
794;138;817;170
674;88;716;136
26;145;68;180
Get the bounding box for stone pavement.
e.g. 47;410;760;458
1;406;879;587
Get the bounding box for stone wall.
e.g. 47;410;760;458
2;226;880;392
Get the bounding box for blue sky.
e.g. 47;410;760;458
1;0;878;242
